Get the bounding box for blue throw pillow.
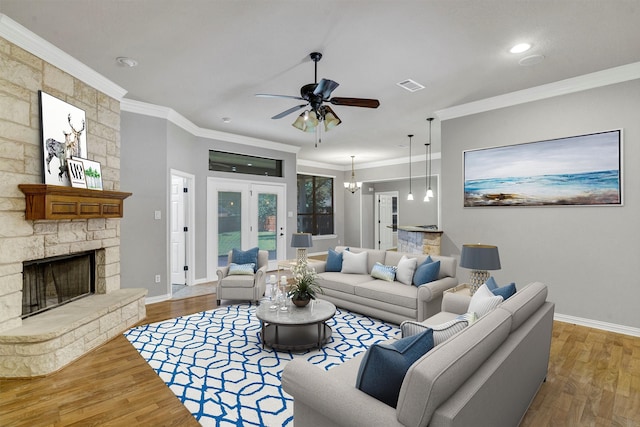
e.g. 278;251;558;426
232;247;259;272
325;248;344;272
356;329;434;408
412;258;440;286
492;282;517;300
485;276;499;291
485;276;517;300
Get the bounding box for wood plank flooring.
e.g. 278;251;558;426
1;294;639;426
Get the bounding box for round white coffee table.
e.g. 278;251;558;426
255;299;336;351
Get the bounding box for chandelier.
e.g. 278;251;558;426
344;156;362;194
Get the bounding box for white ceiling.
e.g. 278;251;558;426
1;0;639;166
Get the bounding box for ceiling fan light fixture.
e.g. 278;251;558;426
292;113;307;131
323;106;341;131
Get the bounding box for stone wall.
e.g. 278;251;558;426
0;36;122;332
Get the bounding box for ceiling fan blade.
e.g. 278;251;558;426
329;97;380;108
271;104;307;119
256;93;305;101
313;79;340;99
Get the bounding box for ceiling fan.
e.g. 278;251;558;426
256;52;380;133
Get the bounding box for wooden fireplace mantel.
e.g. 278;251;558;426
18;184;132;220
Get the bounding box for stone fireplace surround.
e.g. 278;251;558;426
0;34;146;377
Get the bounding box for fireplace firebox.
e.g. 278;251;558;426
22;251;96;318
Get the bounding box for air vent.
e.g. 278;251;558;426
396;79;425;92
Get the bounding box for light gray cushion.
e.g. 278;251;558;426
396;255;417;286
396;308;512;427
354;280;418;309
316;272;371;294
341;250;368;274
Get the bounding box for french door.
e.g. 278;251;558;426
207;178;286;278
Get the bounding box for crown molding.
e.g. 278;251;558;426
436;61;640;121
296;158;343;171
121;98;300;154
0;14;127;100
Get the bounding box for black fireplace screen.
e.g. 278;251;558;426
22;251;95;318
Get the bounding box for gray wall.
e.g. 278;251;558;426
121;112;298;299
440;79;640;329
341;159;442;248
120;114;168;298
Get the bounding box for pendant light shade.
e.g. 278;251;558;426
407;134;414;201
424;118;434;202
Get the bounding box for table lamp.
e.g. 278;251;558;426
291;232;313;266
459;244;501;295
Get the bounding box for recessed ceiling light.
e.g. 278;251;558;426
510;43;532;54
222;117;232;123
116;56;138;67
519;54;545;66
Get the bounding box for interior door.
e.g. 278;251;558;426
375;192;397;250
170;175;186;285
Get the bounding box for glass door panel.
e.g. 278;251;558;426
217;191;242;266
252;184;286;270
257;192;277;260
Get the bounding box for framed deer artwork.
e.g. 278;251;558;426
39;91;87;187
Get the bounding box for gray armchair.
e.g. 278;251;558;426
216;249;268;305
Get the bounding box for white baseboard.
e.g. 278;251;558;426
554;313;640;337
145;294;171;305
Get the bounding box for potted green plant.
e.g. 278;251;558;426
288;262;323;307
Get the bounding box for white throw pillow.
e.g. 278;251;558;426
401;318;469;345
468;284;503;318
396;255;417;285
341;250;368;274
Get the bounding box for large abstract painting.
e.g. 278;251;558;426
40;91;86;186
464;130;622;207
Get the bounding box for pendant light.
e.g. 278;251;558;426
407;134;414;200
424;118;434;202
344;155;362;193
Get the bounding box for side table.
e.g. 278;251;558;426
444;283;472;297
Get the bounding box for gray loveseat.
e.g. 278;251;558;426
312;246;458;324
282;281;554;427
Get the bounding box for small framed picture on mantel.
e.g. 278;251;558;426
67;159;87;189
73;157;103;190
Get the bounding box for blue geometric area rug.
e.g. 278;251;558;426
124;303;398;426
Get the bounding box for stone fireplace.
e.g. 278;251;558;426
0;35;146;377
22;250;96;318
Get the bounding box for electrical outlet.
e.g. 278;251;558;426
155;274;161;283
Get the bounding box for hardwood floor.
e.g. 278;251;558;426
1;294;638;427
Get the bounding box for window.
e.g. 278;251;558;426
297;174;334;235
209;150;283;177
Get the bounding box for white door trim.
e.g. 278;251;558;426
169;169;195;290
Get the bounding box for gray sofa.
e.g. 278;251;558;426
312;246;458;324
282;281;554;427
